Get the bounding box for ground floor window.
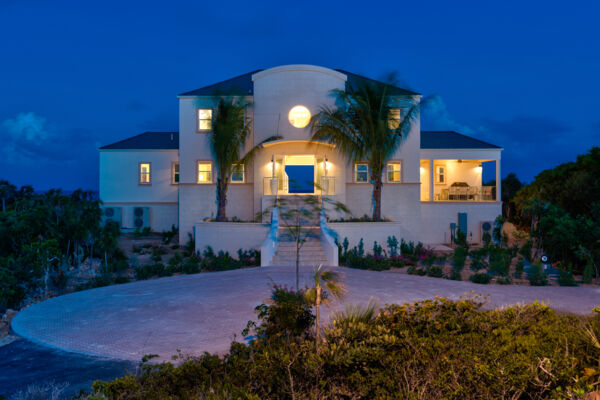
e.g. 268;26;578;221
139;162;151;185
197;161;212;183
355;163;368;183
435;164;446;184
387;161;402;182
171;162;179;184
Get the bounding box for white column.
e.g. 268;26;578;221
429;159;434;202
496;159;501;202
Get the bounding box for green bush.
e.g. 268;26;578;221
528;263;548;286
514;258;525;279
452;246;468;270
448;269;462;281
182;255;201;274
583;263;594;284
469;273;491;284
558;265;578;287
135;263;169;280
92;298;600;399
495;276;512;285
518;239;533;262
0;267;25;311
469;248;488;271
426;265;444;278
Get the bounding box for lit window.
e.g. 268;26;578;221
139;162;151;185
435;165;446;184
355;163;368;183
388;108;402;130
197;162;212;183
231;163;244;183
171;162;179;184
288;105;311;128
387;162;402;182
197;109;212;131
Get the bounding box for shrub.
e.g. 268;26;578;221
161;225;178;244
488;246;511;277
452;246;468;270
469;273;491;284
387;235;399;257
0;267;25;311
558;265;578;287
469;248;488;271
495;276;512;285
448;269;462;281
182;255;201;274
114;276;131;284
514;258;525;279
426;265;443;278
583;263;594;284
528;263;548;286
518;239;533;262
135;263;168;280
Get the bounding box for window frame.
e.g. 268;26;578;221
138;162;152;185
231;163;245;183
354;162;369;183
388;108;402;130
434;164;446;185
196;108;213;132
386;160;403;183
196;160;213;184
171;162;180;185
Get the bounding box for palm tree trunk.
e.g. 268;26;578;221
216;178;227;222
295;238;300;291
372;175;383;221
315;285;321;352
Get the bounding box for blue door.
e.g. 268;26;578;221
285;165;314;194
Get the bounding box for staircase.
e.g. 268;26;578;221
269;227;329;266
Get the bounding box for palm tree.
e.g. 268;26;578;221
310;77;421;221
305;264;345;351
210;97;281;222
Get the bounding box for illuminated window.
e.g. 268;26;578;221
387;161;402;182
197;109;212;131
435;165;446;184
171;162;179;184
388;108;402;129
197;161;212;183
288;105;311;128
231;163;244;183
139;162;151;185
355;163;368;183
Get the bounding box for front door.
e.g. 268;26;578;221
285;165;315;193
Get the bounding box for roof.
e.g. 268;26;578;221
178;70;263;96
335;69;420;96
420;131;501;150
99;132;178;150
178;67;418;97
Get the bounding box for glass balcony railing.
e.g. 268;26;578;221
263;176;336;196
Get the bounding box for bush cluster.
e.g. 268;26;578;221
91;296;600;399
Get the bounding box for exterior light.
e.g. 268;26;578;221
288;105;311;128
475;164;482;173
420;167;425;173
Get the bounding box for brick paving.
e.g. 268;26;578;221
11;266;600;361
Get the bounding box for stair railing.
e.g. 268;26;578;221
260;207;279;266
319;207;339;266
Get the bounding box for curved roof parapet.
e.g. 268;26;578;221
251;64;348;82
262;139;336;148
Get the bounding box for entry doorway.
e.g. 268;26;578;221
284;155;315;194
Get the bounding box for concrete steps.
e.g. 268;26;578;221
269;228;328;266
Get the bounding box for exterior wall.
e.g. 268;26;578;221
252;65;346;144
195;222;269;255
99;150;179;232
328;222;420;252
345;182;421;223
420;201;502;244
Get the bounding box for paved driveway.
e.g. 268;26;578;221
11;266;600;361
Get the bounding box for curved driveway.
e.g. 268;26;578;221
12;266;600;361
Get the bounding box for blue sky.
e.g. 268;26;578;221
1;0;598;190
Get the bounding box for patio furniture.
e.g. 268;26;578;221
482;186;493;200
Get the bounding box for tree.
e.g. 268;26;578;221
209;97;281;221
501;173;522;220
310;76;421;221
304;264;345;352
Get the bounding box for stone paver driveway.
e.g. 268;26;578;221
11;266;600;361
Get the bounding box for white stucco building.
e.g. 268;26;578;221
99;64;502;266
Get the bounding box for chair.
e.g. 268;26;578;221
482;186;493;200
458;187;468;200
449;187;457;200
468;186;478;201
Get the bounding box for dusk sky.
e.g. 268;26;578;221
1;0;598;191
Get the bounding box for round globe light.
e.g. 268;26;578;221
288;105;311;128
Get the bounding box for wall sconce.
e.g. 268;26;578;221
475;164;482;173
420;167;425;173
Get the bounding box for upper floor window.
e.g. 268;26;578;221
231;163;244;183
387;161;402;182
139;162;151;185
197;161;212;183
435;165;446;184
355;163;368;183
171;162;179;184
388;108;402;130
197;109;212;132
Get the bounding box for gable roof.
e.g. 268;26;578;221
178;67;418;97
178;70;263;97
99;131;178;150
334;69;420;96
421;131;501;150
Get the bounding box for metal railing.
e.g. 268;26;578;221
436;186;496;201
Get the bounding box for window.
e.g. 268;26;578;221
197;109;212;131
197;161;212;183
171;162;179;184
435;165;446;184
231;163;244;183
355;163;368;183
387;161;402;182
139;162;151;185
388;108;402;130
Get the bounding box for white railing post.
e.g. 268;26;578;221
260;207;278;266
319;207;338;266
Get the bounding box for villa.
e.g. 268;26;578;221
99;64;502;266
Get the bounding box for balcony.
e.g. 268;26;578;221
263;176;335;196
